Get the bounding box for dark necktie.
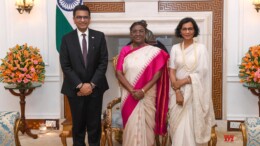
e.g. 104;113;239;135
82;34;87;66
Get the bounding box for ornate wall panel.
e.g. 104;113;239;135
84;2;125;13
159;1;223;119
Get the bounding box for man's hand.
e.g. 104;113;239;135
77;83;92;96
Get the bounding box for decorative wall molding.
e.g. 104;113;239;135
158;1;224;119
4;0;50;66
84;2;125;12
90;14;211;36
238;0;244;65
26;114;60;119
42;0;50;66
45;74;60;82
226;74;240;82
227;114;256;120
5;0;13;54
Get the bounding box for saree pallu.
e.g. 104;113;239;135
116;45;169;146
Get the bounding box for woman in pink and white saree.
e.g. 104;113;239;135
168;17;215;146
116;21;169;146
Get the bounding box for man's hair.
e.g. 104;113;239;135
73;5;91;17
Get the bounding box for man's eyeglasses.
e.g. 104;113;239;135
75;16;90;20
181;27;194;32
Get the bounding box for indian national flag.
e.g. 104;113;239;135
56;0;83;52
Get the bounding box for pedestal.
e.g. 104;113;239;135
4;83;41;139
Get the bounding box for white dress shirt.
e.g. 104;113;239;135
77;28;89;53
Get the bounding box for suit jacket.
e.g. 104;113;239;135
60;29;109;97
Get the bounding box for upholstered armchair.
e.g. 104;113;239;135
0;111;21;146
240;117;260;146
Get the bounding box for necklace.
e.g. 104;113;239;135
181;41;198;72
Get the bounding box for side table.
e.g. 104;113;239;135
4;83;41;139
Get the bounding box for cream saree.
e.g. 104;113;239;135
116;45;169;146
168;43;215;146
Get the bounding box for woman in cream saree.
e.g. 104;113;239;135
116;21;169;146
168;17;215;146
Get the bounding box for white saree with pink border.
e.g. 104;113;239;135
116;45;169;146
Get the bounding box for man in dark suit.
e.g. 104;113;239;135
59;5;109;146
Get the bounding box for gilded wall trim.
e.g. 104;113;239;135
159;1;224;119
84;2;125;13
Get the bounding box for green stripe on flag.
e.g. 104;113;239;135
56;6;73;53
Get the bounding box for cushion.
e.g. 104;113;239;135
111;109;123;128
245;117;260;146
0;111;20;146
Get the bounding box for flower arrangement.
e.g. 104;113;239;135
0;44;45;87
239;44;260;87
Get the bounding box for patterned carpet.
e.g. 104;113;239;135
19;129;243;146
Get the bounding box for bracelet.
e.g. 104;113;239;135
141;88;145;94
172;86;179;91
172;87;180;91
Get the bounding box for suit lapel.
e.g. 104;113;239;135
71;30;85;67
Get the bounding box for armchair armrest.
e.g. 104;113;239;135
240;123;247;146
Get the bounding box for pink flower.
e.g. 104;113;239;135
23;78;29;83
33;60;38;64
254;69;260;81
17;78;22;83
26;74;32;79
19;74;25;78
22;68;27;72
30;67;35;72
